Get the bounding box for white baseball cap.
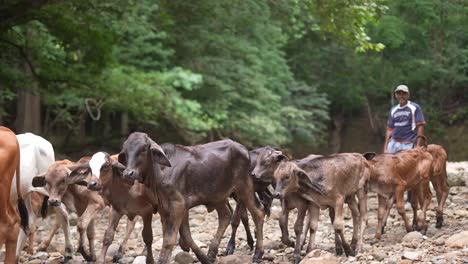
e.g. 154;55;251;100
395;84;409;93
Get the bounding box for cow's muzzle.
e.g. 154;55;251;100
273;192;283;200
47;198;61;207
88;181;102;191
123;169;142;183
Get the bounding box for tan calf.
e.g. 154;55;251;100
272;153;371;264
365;144;433;240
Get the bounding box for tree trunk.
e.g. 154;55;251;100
329;112;344;153
121;112;129;137
16;88;41;134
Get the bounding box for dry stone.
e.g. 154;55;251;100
445;231;468;248
299;249;339;264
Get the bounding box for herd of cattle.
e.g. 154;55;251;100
0;126;450;264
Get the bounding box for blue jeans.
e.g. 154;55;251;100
387;138;414;154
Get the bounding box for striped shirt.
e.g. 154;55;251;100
387;101;425;143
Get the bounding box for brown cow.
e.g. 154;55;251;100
0;126;28;264
364;141;433;240
250;150;359;255
117;133;265;264
376;143;450;235
32;159;106;261
271;153;371;264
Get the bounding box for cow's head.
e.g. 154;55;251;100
118;132;171;183
69;152;127;191
32;160;87;207
272;162;303;199
251;148;288;184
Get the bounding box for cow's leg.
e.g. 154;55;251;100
356;189;368;253
410;187;420;230
237;186;265;263
240;203;255;250
77;204;102;262
334;196;354;257
295;200;309;249
379;194;395;238
208;202;232;262
305;204;320;253
116;216;139;261
299;206;311;249
279;199;294;247
395;186;412;232
16;192;39;256
87;219;96;260
328;207;343;254
347;195;360;252
434;175;449;228
292;205;307;264
179;213;211;264
97;208;122;264
158;204;184;264
50;203;73;260
141;213;154;264
38;217;60;251
225;201;243;255
415;182;432;234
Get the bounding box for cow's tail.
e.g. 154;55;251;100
41;196;49;218
15;143;29;233
416;135;428;150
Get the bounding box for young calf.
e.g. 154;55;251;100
32;159;106;261
272;153;371;264
365;144;433;240
251;150;360;255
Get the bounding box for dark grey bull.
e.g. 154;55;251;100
119;133;265;264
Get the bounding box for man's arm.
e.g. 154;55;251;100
383;128;392;153
416;124;425;147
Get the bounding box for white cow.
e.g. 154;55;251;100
11;133;73;259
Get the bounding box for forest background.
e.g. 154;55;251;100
1;0;467;160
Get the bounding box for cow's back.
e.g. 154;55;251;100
299;153;370;195
11;133;55;203
162;139;250;200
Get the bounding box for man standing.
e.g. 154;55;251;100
383;84;425;154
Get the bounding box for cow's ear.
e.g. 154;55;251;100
118;152;126;165
111;159;126;172
275;154;288;162
32;174;46;187
150;144;172;167
68;163;91;185
362;152;376;161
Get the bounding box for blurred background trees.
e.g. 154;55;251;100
0;0;466;159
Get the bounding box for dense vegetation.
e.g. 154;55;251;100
0;0;466;159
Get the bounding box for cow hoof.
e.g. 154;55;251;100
436;215;443;228
293;255;302;264
207;247;218;262
247;237;255;250
113;252;123;262
224;244;235;255
281;238;295;248
38;243;48;252
335;247;343;256
252;251;263;263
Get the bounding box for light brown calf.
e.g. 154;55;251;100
32;159;105;261
0;126;28;264
365;145;433;240
272;153;371;264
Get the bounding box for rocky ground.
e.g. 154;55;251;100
2;186;468;264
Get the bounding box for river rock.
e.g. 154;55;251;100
445;231;468;248
299;249;339;264
446;162;468;186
